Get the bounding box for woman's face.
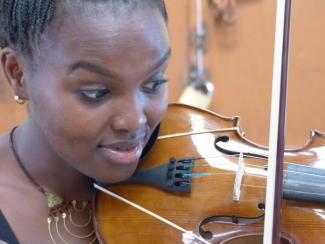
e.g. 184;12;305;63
24;7;170;183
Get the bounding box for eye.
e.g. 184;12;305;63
142;79;168;94
79;88;110;102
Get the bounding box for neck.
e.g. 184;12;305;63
283;163;325;203
12;120;93;201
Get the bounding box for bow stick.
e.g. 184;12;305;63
263;0;292;243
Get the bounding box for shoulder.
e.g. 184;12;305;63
0;209;18;244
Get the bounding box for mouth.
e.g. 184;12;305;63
98;142;143;165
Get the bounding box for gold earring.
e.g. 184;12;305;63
14;95;25;105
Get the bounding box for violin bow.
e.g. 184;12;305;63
263;0;292;243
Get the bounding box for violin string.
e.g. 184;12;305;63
279;189;325;197
182;172;235;178
187;165;325;182
190;160;268;170
183;160;325;192
186;155;325;179
182;176;325;197
157;127;239;140
180;181;267;190
186;171;325;193
191;154;324;168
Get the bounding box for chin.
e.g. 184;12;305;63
94;163;138;185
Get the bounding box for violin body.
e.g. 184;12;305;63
95;104;325;244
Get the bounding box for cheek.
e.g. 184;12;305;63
146;89;168;127
32;101;104;172
43;105;102;145
28;83;103;152
28;77;98;135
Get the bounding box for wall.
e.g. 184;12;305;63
165;0;325;148
0;0;324;148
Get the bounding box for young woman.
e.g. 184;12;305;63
0;0;170;243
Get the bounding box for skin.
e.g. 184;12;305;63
0;4;170;243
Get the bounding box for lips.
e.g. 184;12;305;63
98;142;143;165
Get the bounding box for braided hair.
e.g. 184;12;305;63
0;0;168;57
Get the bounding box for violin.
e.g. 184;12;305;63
93;103;325;243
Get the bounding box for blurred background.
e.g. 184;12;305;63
0;0;324;148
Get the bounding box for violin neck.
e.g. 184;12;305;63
283;164;325;203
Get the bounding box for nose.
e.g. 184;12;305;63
111;96;147;136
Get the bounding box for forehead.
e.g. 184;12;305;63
31;5;169;78
44;6;167;57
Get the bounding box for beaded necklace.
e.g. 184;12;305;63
9;127;97;244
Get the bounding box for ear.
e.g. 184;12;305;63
1;48;29;100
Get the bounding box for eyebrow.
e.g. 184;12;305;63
149;47;171;72
67;48;171;80
68;60;123;81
